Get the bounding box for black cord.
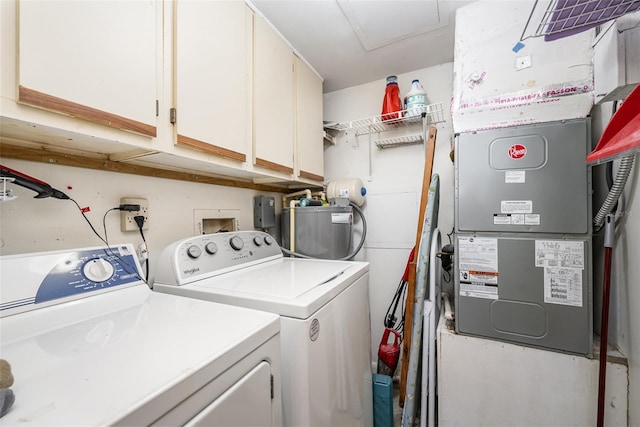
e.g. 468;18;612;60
102;207;119;246
134;215;149;282
69;197;108;245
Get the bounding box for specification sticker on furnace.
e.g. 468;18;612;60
501;200;533;214
458;237;499;299
535;240;584;269
535;240;584;306
543;267;583;306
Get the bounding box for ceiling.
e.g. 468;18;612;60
250;0;477;93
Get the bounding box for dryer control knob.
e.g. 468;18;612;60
264;235;274;245
83;258;115;283
205;242;218;255
253;236;263;246
229;236;244;251
186;245;202;259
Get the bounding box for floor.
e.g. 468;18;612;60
392;379;425;426
393;381;403;426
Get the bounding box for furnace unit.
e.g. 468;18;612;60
454;118;593;356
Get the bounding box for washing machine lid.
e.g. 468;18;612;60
161;258;369;319
0;285;279;426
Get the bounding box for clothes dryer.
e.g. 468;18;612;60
0;244;281;426
154;231;373;427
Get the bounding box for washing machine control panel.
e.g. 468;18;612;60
157;231;282;286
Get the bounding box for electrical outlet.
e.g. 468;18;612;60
120;197;149;232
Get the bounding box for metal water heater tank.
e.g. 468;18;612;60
281;205;353;259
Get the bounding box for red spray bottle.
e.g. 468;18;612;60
381;75;402;121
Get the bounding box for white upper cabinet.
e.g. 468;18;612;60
17;0;158;137
253;14;295;176
295;55;324;183
174;1;251;162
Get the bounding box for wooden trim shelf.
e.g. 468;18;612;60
255;157;294;175
177;134;247;162
0;143;286;193
18;86;157;137
298;170;323;182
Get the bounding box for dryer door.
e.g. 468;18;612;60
185;361;273;426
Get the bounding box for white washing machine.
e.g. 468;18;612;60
0;244;282;426
154;231;373;427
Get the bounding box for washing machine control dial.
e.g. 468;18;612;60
83;258;115;283
186;245;202;259
264;235;273;245
205;242;218;255
253;236;263;246
229;236;244;251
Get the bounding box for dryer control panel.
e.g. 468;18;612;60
0;244;144;318
154;231;283;286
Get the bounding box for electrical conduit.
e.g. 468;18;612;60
594;155;634;229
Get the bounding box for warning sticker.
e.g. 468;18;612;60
459;237;499;299
493;213;540;226
501;200;533;214
535;240;584;269
544;267;583;306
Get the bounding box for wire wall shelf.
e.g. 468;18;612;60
521;0;640;41
374;134;424;149
324;102;445;138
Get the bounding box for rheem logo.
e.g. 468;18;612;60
508;144;527;159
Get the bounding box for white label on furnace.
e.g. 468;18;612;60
535;240;584;269
505;170;526;183
525;214;540;225
501;200;532;214
458;236;498;291
493;214;511;225
331;213;352;224
459;282;498;300
543;267;583;306
511;214;525;225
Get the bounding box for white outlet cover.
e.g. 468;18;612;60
515;55;532;71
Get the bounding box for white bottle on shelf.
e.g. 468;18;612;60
404;79;428;121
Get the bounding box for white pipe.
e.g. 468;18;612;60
289;200;298;255
442;292;454;320
282;189;311;205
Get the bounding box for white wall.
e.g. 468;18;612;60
323;63;455;365
0;159;282;284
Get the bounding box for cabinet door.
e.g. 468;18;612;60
183;362;273;426
253;15;295;175
17;0;157;137
295;56;324;183
175;1;250;162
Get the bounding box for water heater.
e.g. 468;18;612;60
281;179;366;260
